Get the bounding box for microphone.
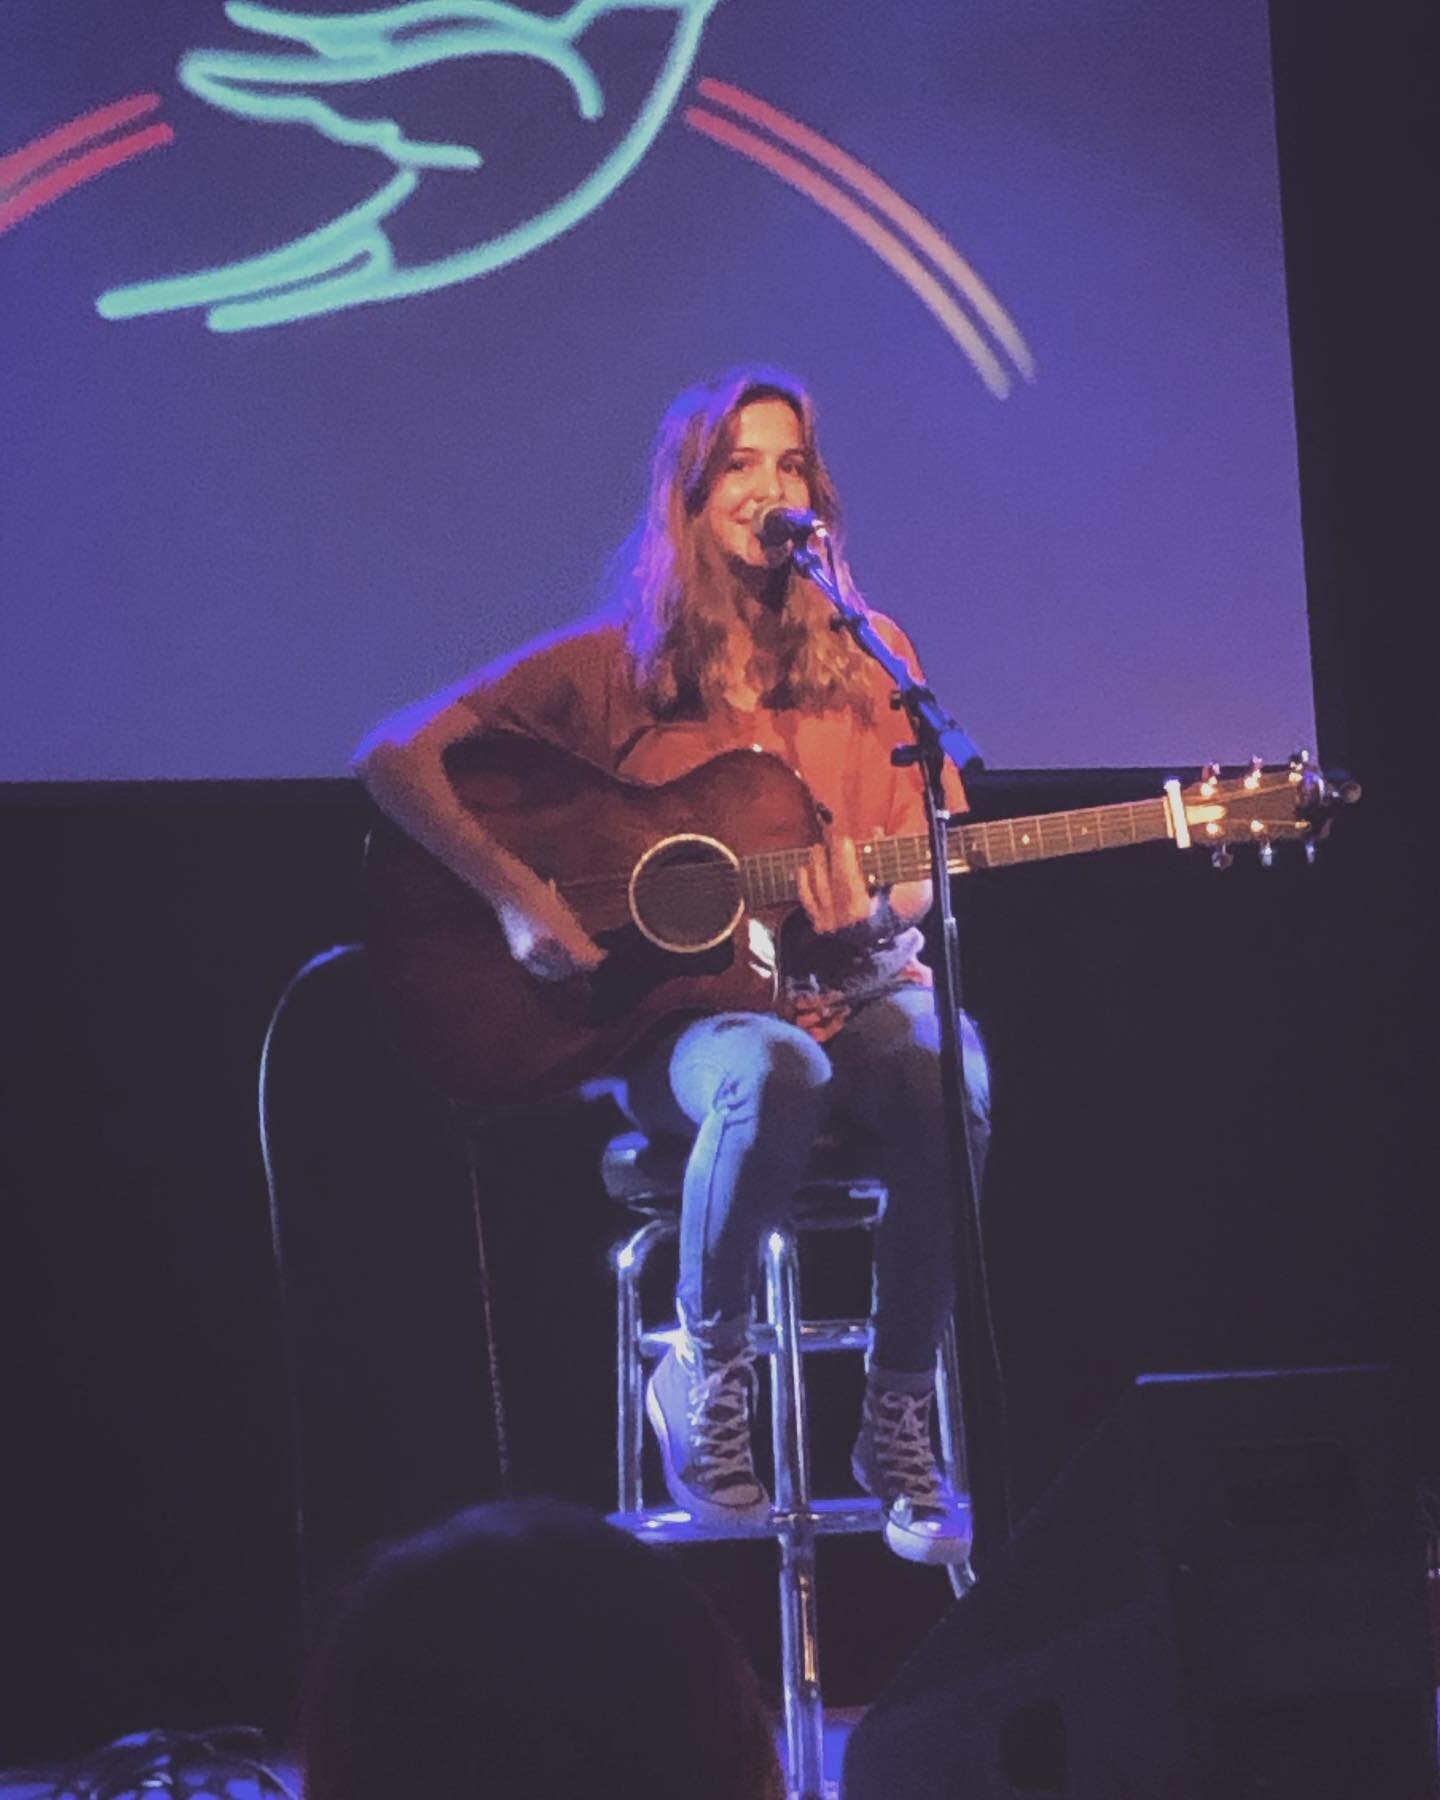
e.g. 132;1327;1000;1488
751;505;825;550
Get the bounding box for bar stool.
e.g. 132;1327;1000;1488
600;1128;973;1800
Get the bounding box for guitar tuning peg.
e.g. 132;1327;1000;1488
1211;846;1234;871
1244;755;1264;791
1258;841;1275;869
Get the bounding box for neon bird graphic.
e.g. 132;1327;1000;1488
76;0;1033;394
95;0;724;332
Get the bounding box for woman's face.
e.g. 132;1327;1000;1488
699;398;812;573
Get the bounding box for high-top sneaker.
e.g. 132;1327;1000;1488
646;1328;771;1528
852;1381;972;1565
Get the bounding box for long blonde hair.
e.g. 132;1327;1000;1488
619;365;874;720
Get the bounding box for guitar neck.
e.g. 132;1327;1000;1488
742;794;1174;906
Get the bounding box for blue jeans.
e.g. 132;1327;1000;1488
615;986;991;1374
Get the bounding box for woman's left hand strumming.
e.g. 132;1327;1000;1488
796;831;873;936
790;831;911;1042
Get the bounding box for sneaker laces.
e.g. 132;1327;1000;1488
868;1388;944;1511
684;1341;759;1492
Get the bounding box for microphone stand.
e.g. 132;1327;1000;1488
792;530;1012;1563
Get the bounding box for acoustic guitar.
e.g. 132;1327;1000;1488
363;730;1354;1104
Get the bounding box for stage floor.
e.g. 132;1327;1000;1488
7;1680;1440;1800
0;1716;861;1800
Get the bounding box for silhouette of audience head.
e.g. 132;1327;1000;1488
302;1498;783;1800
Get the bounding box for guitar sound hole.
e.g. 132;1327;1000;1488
629;834;743;953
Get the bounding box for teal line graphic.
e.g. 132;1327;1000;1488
96;0;723;332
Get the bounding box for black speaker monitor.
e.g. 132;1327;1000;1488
844;1366;1435;1799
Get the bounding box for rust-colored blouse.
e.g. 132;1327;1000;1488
455;608;967;1014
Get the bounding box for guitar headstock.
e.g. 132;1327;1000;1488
1168;753;1361;869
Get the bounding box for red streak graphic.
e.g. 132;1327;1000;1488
0;93;163;193
0;122;174;237
685;106;1012;398
696;78;1033;380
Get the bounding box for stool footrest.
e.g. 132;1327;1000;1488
608;1496;887;1545
638;1320;872;1359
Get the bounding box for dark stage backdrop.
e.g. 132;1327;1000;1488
3;0;1312;779
2;764;1423;1763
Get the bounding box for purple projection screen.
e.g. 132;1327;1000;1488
1;0;1313;779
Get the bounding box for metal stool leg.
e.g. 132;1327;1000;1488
613;1217;674;1516
765;1228;826;1800
935;1315;976;1597
606;1167;971;1789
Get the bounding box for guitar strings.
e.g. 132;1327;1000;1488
553;800;1168;902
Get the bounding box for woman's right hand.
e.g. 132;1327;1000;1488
495;891;606;982
352;703;605;982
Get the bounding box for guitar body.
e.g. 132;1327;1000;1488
363;731;823;1104
363;730;1349;1106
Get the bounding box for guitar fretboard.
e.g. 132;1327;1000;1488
742;795;1173;907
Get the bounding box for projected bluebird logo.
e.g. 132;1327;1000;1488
0;0;1033;387
93;0;724;333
